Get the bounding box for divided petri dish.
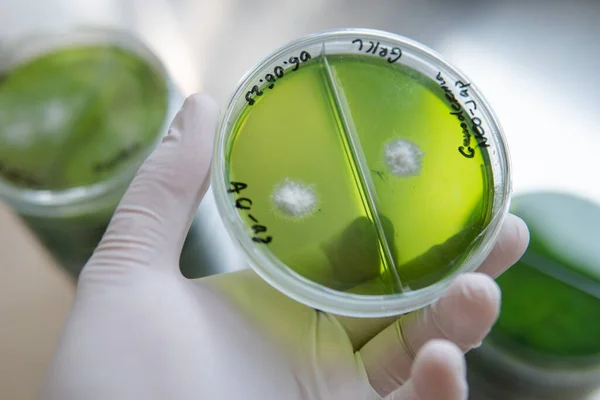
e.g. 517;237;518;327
212;29;511;317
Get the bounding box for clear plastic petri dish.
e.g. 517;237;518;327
212;28;511;317
0;27;183;275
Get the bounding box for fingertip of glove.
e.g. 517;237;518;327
459;273;501;308
440;273;501;316
510;213;530;258
165;93;219;142
182;93;219;116
431;273;501;350
419;340;465;369
413;340;467;400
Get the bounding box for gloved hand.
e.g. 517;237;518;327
40;94;529;400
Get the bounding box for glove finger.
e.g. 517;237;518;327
385;340;467;400
359;273;499;397
336;213;527;350
87;93;218;272
476;213;529;278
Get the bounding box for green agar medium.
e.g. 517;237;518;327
226;53;493;295
0;45;168;190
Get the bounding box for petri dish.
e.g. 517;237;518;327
467;191;600;399
212;29;511;317
0;27;182;275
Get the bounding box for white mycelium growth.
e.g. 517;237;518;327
384;139;423;177
271;178;317;218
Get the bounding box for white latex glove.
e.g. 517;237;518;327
40;94;529;400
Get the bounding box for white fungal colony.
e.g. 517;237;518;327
272;178;317;218
1;100;69;149
384;139;423;177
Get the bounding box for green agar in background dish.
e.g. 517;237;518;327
0;44;169;274
466;192;600;400
226;54;493;295
491;192;600;360
0;45;168;190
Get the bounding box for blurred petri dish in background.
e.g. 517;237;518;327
212;29;511;317
0;27;182;275
467;191;600;400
